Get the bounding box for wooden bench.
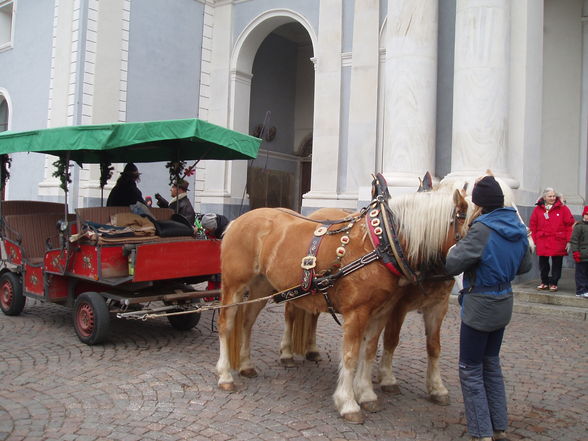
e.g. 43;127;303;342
76;206;174;226
1;200;66;216
3;213;76;262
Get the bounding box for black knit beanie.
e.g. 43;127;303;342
472;176;504;209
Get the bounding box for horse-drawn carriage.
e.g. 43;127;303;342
0;118;261;345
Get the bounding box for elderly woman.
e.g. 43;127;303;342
529;187;575;292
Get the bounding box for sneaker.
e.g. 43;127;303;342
536;283;549;290
583;293;588;298
549;285;558;292
577;293;585;297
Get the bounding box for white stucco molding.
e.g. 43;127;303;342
0;87;13;130
231;9;317;75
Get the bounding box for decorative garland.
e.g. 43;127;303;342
165;160;197;187
99;161;114;189
51;157;72;192
0;154;11;192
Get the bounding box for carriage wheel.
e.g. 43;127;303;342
0;272;25;316
73;292;110;345
167;311;201;331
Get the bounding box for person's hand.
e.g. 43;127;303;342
573;251;581;263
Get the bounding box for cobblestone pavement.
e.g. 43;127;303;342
0;299;586;441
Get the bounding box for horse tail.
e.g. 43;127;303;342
228;305;244;369
290;306;315;355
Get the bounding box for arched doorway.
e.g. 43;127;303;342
229;12;315;213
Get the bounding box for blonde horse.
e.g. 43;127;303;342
279;208;456;406
216;186;468;423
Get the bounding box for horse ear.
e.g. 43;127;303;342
453;188;467;208
423;171;433;190
417;172;433;192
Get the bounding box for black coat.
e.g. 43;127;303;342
106;176;145;207
157;194;195;225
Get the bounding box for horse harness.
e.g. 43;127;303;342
272;174;447;325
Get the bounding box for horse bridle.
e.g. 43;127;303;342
451;206;468;242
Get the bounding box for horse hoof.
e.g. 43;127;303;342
280;357;296;368
218;382;235;392
239;368;258;378
305;351;322;362
360;400;382;413
429;393;450;406
342;411;364;424
381;384;401;395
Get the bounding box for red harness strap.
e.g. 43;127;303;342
365;208;403;278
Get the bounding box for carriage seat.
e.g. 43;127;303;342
1;200;66;216
76;206;174;227
3;213;77;263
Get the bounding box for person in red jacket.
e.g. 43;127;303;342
529;187;575;292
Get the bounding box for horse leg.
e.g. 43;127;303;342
378;303;409;395
279;302;297;367
422;295;451;405
280;304;321;366
355;315;388;413
239;277;273;378
333;310;369;424
305;311;321;361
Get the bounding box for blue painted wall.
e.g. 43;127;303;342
126;0;204;122
124;0;205;202
0;0;55;200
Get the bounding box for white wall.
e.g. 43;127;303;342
542;0;584;205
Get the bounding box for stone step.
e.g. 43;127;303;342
511;301;587;321
513;290;587;308
449;292;588;321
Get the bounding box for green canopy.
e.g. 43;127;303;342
0;118;261;163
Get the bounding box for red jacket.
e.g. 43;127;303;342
529;198;575;256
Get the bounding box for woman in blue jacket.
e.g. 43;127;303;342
446;176;532;441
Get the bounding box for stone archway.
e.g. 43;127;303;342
230;11;316;211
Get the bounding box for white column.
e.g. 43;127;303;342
344;0;379;198
580;0;588;203
303;0;343;208
449;0;514;185
199;2;233;211
383;0;438;191
508;0;543;204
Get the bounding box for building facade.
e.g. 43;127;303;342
0;0;587;222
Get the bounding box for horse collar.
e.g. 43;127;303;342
366;200;417;282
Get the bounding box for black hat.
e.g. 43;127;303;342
123;162;139;175
472;176;504;208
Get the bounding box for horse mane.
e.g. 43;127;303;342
435;173;517;224
388;191;458;266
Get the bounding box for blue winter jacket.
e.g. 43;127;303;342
445;207;532;332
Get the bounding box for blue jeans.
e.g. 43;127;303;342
459;323;508;438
